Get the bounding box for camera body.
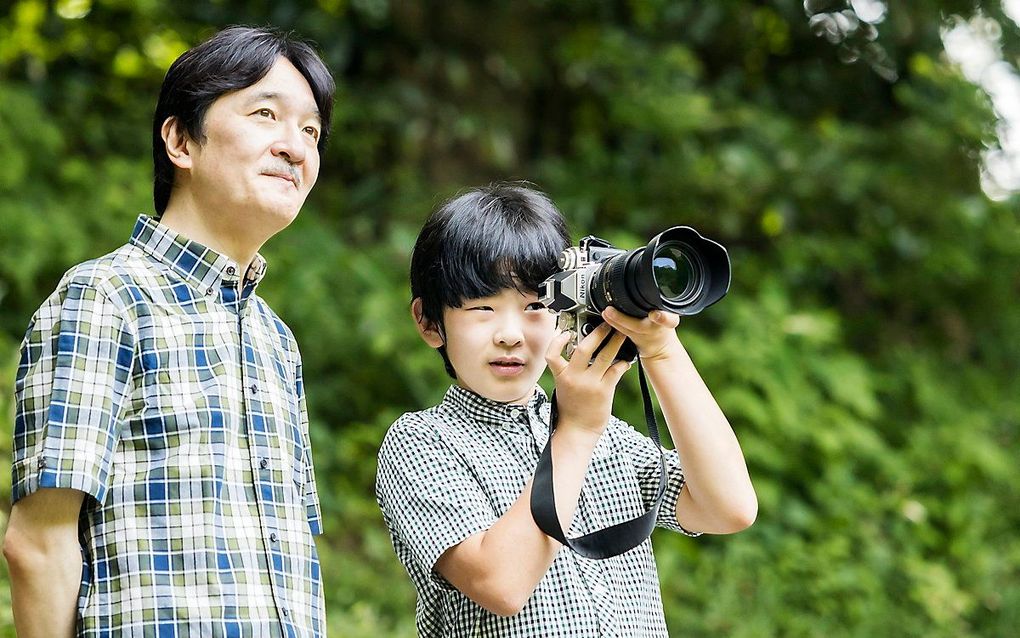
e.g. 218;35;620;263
539;226;731;361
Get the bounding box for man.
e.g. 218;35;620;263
3;26;335;637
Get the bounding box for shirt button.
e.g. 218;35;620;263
593;583;607;596
259;457;269;470
281;608;290;618
206;287;216;296
37;457;47;469
250;384;259;394
226;266;236;276
270;532;278;543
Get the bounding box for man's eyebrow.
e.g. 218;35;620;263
245;91;321;121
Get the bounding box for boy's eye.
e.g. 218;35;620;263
467;306;493;312
525;302;546;311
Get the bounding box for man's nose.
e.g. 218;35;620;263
271;125;307;164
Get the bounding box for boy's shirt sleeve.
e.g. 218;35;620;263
376;414;498;587
610;416;702;537
12;279;136;505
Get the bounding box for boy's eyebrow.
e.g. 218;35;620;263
244;91;322;122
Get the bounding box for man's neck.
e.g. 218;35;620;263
159;200;262;270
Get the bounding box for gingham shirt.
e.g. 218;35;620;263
376;384;697;637
13;215;324;637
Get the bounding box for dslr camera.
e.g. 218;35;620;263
539;226;731;361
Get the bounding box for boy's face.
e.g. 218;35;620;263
421;287;559;404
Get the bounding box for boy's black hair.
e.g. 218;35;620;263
152;25;335;216
410;183;571;378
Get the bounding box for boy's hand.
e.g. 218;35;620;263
545;322;631;437
601;307;682;362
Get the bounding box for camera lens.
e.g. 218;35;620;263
651;242;703;303
586;226;730;319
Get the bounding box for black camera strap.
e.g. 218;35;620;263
530;360;668;559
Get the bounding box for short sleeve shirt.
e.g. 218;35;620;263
12;215;324;637
375;384;697;637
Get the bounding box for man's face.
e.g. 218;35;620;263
440;287;559;405
186;56;321;231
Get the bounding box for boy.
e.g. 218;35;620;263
376;183;757;636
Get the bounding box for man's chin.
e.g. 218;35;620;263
251;202;304;231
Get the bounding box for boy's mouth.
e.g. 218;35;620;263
489;357;526;376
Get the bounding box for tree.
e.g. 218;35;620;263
1;1;1017;635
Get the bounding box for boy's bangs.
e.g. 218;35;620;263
440;220;563;308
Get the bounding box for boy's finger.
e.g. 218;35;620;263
571;322;612;365
602;307;641;332
590;330;627;374
651;310;680;329
544;331;572;376
604;359;632;385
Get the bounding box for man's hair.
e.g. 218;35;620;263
152;25;335;215
410;183;571;378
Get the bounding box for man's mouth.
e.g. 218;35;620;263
262;170;299;188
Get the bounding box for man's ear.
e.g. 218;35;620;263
411;298;445;349
161;116;193;170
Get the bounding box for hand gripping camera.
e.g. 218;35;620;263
539;226;731;361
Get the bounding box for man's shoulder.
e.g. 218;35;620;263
31;243;150;317
58;242;155;299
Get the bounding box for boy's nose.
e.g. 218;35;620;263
494;322;523;347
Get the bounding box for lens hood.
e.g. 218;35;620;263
634;226;731;315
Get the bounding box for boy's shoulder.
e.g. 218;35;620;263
379;401;457;455
380;387;530;460
383;404;444;438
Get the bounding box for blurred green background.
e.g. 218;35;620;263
2;1;1019;636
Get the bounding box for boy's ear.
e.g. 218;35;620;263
411;298;445;349
161;116;193;170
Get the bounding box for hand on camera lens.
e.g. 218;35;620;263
544;322;631;437
601;307;682;363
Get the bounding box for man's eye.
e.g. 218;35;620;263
255;108;276;119
304;126;320;140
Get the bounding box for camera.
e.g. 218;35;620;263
539;226;731;361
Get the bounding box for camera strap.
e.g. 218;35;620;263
530;360;668;559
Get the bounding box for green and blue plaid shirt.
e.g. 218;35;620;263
13;215;324;637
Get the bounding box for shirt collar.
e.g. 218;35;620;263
129;214;268;294
442;384;548;429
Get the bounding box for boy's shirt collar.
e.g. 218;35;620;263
443;384;548;430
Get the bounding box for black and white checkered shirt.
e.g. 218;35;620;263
376;384;698;637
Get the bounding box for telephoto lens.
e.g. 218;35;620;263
589;226;730;318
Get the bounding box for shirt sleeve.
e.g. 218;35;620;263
376;415;498;587
294;358;323;535
12;280;136;505
609;416;702;537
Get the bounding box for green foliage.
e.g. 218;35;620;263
1;1;1018;636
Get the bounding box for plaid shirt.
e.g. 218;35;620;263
376;384;698;638
13;215;324;637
